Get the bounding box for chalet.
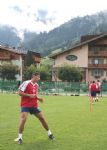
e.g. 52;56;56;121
50;33;107;82
0;45;41;81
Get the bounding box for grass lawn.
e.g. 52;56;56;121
0;94;107;150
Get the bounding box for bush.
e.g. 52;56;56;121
0;63;18;80
58;64;83;82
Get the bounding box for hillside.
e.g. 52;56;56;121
22;11;107;56
0;11;107;56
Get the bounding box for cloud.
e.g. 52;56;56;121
35;9;56;24
10;6;23;13
0;0;107;33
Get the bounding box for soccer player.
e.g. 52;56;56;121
96;80;101;100
14;72;54;144
89;81;97;103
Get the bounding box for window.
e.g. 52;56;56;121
91;69;104;77
91;58;104;64
90;46;100;51
94;59;98;65
90;46;107;52
66;55;78;61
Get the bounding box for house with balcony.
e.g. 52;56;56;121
0;45;41;81
50;33;107;82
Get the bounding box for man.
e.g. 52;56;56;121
14;72;54;144
89;81;97;103
96;80;101;100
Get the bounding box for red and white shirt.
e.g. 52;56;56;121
19;80;38;107
89;83;97;92
96;82;101;91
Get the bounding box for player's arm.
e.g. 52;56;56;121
18;89;36;97
18;90;36;98
36;85;44;103
36;92;44;103
37;97;44;103
18;81;36;98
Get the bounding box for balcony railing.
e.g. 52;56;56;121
88;64;107;68
88;51;107;57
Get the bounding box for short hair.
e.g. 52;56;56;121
32;72;40;77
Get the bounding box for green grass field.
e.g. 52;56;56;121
0;94;107;150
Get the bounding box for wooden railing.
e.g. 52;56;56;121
88;51;107;57
88;64;107;68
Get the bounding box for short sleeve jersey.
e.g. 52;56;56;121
89;83;97;92
19;80;39;107
96;82;101;91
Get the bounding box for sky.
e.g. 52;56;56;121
0;0;107;34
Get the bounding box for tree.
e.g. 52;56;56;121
23;64;51;81
24;51;36;66
58;65;83;82
0;63;19;80
23;64;38;80
39;65;51;81
40;57;53;81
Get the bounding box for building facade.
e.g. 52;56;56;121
50;33;107;82
0;45;41;81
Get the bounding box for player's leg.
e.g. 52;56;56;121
18;112;28;134
92;91;97;102
14;109;29;144
96;91;99;101
35;111;49;130
34;110;55;140
94;91;97;102
91;91;94;102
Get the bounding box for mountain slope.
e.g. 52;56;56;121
23;11;107;56
0;11;107;56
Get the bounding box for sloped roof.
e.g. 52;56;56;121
28;50;41;57
0;45;26;55
0;45;41;57
49;32;107;58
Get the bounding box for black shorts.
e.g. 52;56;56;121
21;107;41;115
96;90;100;94
91;91;96;97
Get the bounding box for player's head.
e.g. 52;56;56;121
93;81;95;83
32;72;40;81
